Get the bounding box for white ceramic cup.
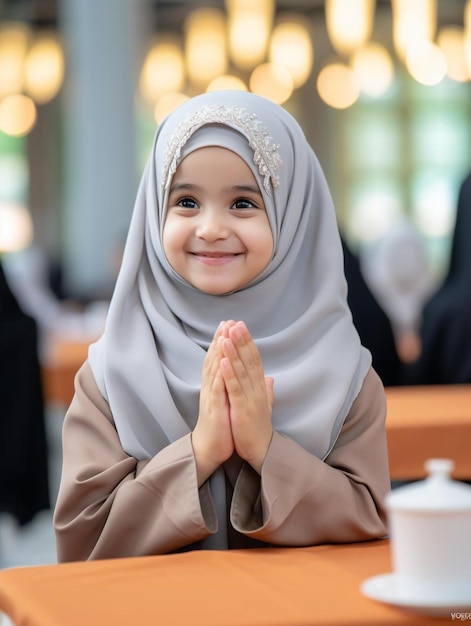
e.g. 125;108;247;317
386;458;471;601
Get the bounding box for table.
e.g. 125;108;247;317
41;338;90;406
0;540;449;626
385;384;471;481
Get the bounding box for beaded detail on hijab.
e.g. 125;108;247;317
162;104;282;195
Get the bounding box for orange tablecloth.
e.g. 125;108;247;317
385;384;471;481
0;540;447;626
41;338;90;406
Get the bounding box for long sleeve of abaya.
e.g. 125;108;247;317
54;362;217;562
231;367;389;544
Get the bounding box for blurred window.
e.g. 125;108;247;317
337;67;471;281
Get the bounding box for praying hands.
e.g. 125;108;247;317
192;320;274;485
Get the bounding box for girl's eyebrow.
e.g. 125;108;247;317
169;182;262;195
169;182;200;193
229;184;262;195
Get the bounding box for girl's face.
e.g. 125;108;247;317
163;146;273;295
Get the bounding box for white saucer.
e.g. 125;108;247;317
361;573;471;618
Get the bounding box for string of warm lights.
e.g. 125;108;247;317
1;0;470;136
140;0;315;122
140;0;471;122
0;21;64;137
0;20;63;252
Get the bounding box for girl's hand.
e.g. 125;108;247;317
220;321;274;473
192;322;235;485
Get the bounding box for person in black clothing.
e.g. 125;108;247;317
411;172;471;384
341;238;403;387
0;259;50;526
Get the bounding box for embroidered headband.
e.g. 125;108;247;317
162;104;282;195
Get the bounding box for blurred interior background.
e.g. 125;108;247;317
0;0;470;301
1;0;471;568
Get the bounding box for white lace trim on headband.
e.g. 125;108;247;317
162;104;282;195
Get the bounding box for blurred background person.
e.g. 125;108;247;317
359;219;436;368
411;172;471;385
2;244;66;356
341;237;403;387
0;258;50;547
2;244;108;361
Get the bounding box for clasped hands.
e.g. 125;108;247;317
192;320;274;485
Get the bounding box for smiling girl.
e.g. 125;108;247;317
54;91;390;561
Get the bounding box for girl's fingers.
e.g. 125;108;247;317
220;354;242;398
203;323;227;388
221;319;236;339
224;322;264;392
217;322;274;472
265;376;275;409
231;323;262;367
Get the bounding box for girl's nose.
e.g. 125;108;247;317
195;211;229;241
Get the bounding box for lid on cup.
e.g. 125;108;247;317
386;458;471;512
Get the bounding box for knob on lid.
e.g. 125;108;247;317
424;457;454;478
386;458;471;512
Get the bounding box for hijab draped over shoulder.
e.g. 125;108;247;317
88;91;371;462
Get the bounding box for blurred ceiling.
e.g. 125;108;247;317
0;0;324;27
0;0;468;30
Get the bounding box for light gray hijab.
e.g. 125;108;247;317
89;90;370;475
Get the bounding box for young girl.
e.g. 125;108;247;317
54;91;390;561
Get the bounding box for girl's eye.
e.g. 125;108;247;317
176;197;198;209
232;198;256;210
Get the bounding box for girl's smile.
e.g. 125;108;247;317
190;251;242;264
